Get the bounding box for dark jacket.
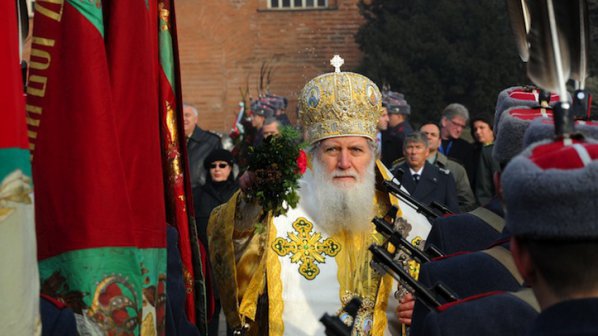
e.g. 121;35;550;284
434;152;477;212
417;290;538;336
474;144;500;205
425;196;504;255
40;295;77;336
187;126;222;188
193;179;239;249
165;226;201;336
440;138;475;185
381;121;413;167
393;161;460;213
411;242;524;335
529;299;598;336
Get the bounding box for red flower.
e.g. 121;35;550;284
296;149;307;175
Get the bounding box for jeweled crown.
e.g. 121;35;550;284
298;55;383;144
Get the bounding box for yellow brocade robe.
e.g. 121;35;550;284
207;162;398;335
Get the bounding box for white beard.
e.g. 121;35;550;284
299;156;376;235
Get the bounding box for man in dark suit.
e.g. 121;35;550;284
439;103;475;184
183;104;222;188
393;131;459;213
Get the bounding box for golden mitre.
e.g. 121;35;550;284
298;55;383;144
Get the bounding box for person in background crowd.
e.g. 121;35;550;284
470;114;499;205
184;103;222;188
375;106;390;157
250;99;275;146
392;131;460;213
381;90;413;167
193;149;239;336
262;117;281;139
263;94;292;126
419;122;476;212
439;103;475;185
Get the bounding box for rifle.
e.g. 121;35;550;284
369;243;457;312
372;215;443;263
320;297;362;336
369;208;455;311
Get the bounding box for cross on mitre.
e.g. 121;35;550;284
330;55;344;73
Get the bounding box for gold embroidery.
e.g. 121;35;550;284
272;217;341;280
297;59;383;144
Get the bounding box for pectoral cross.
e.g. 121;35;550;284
272;217;341;280
330;55;344;73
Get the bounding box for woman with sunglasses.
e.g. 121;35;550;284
192;149;238;335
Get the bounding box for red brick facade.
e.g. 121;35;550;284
175;0;364;132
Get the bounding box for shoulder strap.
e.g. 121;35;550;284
468;206;505;233
481;245;524;286
509;288;541;312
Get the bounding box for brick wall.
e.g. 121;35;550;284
175;0;364;132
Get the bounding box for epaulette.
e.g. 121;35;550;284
438;167;451;175
390;157;406;171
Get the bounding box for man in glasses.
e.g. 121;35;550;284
439;103;475;184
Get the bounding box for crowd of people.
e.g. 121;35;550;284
178;55;598;336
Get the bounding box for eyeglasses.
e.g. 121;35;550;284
210;163;228;169
448;118;467;129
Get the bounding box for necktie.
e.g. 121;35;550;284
413;173;420;184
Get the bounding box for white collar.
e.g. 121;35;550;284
409;165;424;176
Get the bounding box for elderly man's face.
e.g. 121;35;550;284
183;106;198;137
442;116;467;139
316;136;373;188
404;140;429;170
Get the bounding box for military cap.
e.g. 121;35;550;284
503;139;598;239
492;107;553;165
523;117;598;146
250;98;275;118
494;86;561;135
382;90;410;115
263;94;288;111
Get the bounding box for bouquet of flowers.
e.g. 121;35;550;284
246;126;307;217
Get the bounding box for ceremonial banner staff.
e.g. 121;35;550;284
25;0;198;334
0;0;40;334
157;0;210;331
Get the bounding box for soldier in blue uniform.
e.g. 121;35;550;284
505;138;598;336
399;105;558;334
420;288;539;336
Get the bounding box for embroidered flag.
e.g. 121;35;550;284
0;0;40;334
157;0;209;330
27;1;174;334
